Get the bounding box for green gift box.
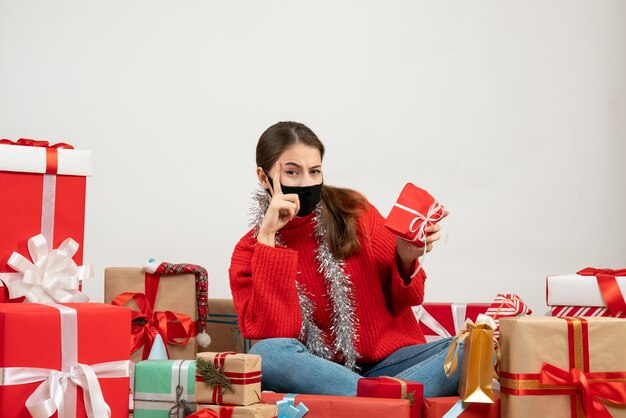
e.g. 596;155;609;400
134;359;197;418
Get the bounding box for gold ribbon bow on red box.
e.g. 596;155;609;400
577;268;626;317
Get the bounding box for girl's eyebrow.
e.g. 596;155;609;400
283;162;322;170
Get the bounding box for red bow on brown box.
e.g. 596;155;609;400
112;291;193;359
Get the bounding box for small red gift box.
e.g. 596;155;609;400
423;395;500;418
384;183;445;246
261;392;410;418
0;139;92;302
0;303;131;417
357;376;423;418
413;303;491;342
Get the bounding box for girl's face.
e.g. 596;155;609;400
257;143;323;189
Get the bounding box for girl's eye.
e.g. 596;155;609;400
311;169;322;175
286;170;298;176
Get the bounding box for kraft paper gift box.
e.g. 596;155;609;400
200;299;256;354
499;316;626;418
357;376;423;418
195;352;261;406
0;139;92;302
384;183;445;246
261;392;411;418
194;404;277;418
413;303;491;343
105;266;198;362
547;268;626;317
134;359;197;418
422;395;500;418
0;303;131;418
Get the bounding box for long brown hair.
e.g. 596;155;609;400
256;121;367;259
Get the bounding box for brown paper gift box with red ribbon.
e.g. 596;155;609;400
547;268;626;318
499;316;626;418
0;303;131;418
194;403;277;418
0;139;92;302
384;183;445;246
357;376;423;418
195;352;262;406
105;266;199;362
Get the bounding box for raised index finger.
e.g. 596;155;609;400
271;161;283;195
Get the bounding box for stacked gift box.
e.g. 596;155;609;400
547;268;626;318
0;139;92;303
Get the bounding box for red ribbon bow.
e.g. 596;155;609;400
577;268;626;317
187;410;220;418
0;138;74;149
540;363;626;418
112;292;193;359
0;138;74;174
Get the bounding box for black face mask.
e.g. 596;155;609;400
265;174;323;217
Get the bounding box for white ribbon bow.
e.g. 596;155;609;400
0;304;131;418
1;361;130;418
4;234;91;303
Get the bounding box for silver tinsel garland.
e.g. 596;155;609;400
249;188;361;370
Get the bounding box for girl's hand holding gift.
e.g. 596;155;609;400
396;210;448;280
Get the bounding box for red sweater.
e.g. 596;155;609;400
229;202;427;366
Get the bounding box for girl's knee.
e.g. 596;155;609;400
249;338;304;356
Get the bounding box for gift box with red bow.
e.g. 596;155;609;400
357;376;423;418
105;262;209;362
0;303;131;417
499;316;626;417
0;139;92;303
384;183;445;246
547;268;626;318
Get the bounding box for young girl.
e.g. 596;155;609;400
229;121;460;397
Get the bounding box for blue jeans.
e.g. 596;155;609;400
248;337;462;397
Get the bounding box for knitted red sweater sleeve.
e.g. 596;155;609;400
229;233;303;339
366;203;427;316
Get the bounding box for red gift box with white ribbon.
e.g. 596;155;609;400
384;183;445;246
0;303;131;417
414;294;531;342
0;139;92;302
412;303;491;343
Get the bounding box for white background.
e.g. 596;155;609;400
1;1;624;314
